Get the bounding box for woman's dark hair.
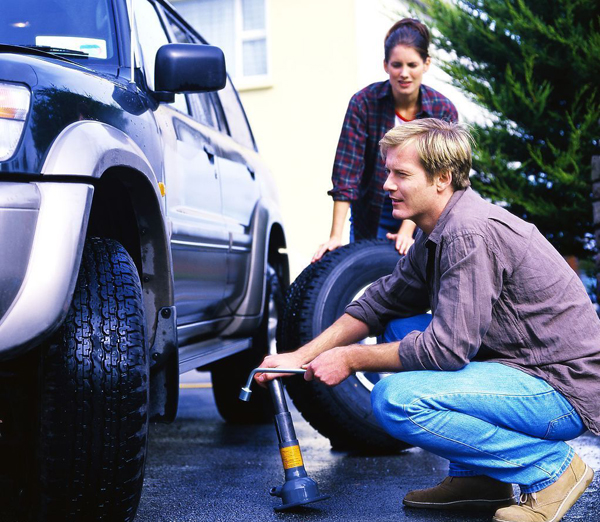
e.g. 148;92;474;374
384;18;430;62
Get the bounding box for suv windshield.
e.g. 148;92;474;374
1;0;118;64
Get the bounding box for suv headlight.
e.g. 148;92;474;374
0;82;31;162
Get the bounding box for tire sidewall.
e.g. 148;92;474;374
280;239;407;451
311;243;400;430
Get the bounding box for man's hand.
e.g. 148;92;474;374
254;352;305;387
304;346;353;386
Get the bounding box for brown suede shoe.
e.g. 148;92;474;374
403;475;516;511
493;453;594;522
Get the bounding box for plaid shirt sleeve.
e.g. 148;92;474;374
442;101;459;122
420;84;459;122
328;93;368;202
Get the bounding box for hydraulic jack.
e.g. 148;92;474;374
240;368;329;511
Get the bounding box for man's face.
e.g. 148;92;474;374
383;143;439;227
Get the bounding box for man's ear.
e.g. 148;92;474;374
436;170;453;191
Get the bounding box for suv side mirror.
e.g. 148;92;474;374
154;43;226;95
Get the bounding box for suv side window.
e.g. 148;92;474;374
133;0;189;114
218;78;256;150
162;10;219;129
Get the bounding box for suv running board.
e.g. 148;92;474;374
178;337;252;374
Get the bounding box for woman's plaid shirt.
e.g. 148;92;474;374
328;81;458;240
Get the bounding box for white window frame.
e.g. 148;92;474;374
232;0;271;90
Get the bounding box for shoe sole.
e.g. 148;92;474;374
492;465;594;522
403;497;516;511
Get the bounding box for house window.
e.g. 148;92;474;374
172;0;269;86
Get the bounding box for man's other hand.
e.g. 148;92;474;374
304;347;353;386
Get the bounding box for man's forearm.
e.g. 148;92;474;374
294;313;371;364
345;342;403;373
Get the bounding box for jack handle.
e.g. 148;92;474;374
239;368;306;402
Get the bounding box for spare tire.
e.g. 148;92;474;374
277;239;411;453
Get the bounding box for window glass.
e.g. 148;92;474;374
168;19;192;44
218;77;255;149
187;94;219;129
243;39;267;76
133;0;188;113
0;0;118;65
209;93;229;133
242;0;265;31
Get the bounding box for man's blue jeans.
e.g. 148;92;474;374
372;315;586;493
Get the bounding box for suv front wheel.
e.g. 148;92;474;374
27;238;149;522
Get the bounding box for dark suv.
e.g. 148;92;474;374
0;1;288;520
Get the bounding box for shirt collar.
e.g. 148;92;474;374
377;83;431;115
377;80;394;100
426;187;470;245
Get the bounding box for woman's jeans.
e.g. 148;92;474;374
372;314;586;493
349;211;402;243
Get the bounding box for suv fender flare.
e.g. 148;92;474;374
42;120;160;183
221;201;288;337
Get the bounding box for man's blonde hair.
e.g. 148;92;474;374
379;118;473;189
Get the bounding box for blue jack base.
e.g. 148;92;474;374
270;476;330;512
273;494;330;512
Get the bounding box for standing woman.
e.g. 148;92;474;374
312;18;458;262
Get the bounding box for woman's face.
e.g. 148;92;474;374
384;45;430;101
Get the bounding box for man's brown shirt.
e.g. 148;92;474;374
347;188;600;434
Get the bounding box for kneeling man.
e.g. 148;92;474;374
257;118;599;522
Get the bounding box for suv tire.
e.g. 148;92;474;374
211;266;283;423
277;239;411;453
30;238;149;522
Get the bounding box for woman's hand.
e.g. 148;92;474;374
386;230;414;255
312;236;343;263
387;219;417;255
313;201;351;263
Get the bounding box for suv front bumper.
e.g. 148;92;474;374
0;181;93;360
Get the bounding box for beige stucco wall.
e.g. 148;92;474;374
239;0;360;279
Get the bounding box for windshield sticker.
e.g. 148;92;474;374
35;36;107;59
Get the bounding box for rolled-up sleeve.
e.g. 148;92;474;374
345;246;430;335
328;95;368;202
399;232;504;371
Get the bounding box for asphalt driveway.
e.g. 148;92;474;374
134;372;600;522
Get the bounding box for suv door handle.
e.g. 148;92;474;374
203;143;215;163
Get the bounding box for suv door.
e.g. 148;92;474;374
213;78;260;311
164;8;260;313
134;0;229;340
